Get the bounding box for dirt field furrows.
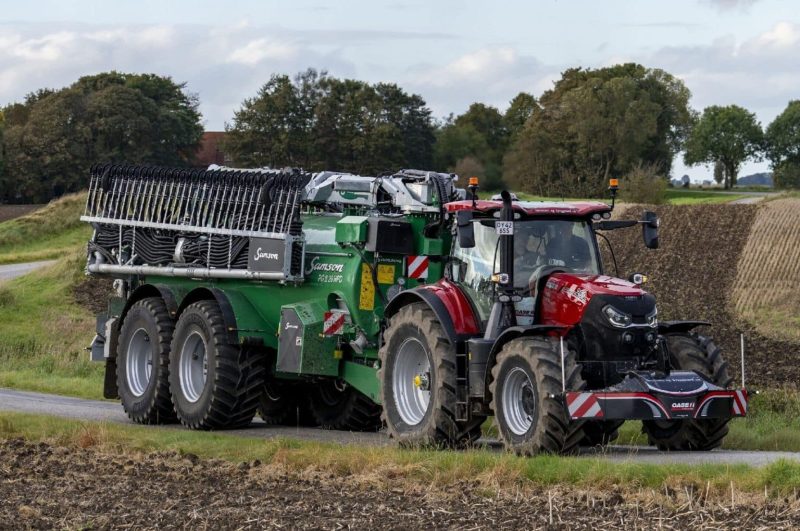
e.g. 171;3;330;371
602;203;800;388
732;198;800;342
1;439;798;530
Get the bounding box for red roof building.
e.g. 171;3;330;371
194;131;229;167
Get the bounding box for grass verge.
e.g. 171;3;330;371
2;411;800;499
0;250;102;399
0;193;91;265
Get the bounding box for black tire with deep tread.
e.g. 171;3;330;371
116;297;176;424
169;300;265;430
258;380;317;426
307;381;382;431
642;333;733;451
580;420;624;446
489;337;585;455
379;303;486;448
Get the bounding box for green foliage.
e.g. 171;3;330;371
765;101;800;189
504;64;693;197
504;92;538;141
620;164;667;204
433;103;509;188
684;105;764;189
1;72;203;203
224;69;435;174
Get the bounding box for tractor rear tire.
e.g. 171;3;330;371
169;301;265;430
580;420;624;446
116;297;176;424
307;380;382;431
380;303;486;448
490;337;585;455
642;334;732;451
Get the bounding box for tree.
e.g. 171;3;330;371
503;64;693;197
765;100;800;189
1;72;203;202
504;92;538;140
224;69;435;174
684;105;764;189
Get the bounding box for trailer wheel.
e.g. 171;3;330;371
116;297;176;424
258;381;317;427
380;303;485;448
169;300;265;430
642;334;732;451
490;337;585;455
307;380;382;431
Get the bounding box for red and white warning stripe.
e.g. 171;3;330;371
566;392;604;419
407;255;429;279
323;311;346;336
732;389;748;416
694;390;748;418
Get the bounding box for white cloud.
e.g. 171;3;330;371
701;0;762;11
229;39;298;65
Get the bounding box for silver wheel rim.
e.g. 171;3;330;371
179;330;208;403
126;328;153;397
392;337;431;426
502;367;536;436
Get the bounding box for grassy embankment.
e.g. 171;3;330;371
2;410;800;499
486;188;749;204
0;193;91;265
0;193;101;398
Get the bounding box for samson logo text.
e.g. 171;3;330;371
253;248;279;261
305;256;345;274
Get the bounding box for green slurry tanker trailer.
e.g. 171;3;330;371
83;165;748;455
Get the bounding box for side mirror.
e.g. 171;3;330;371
456;211;475;248
642;211;659;249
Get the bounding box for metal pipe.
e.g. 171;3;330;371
740;333;746;389
559;336;566;393
88;263;288;281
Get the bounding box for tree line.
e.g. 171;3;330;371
2;65;799;203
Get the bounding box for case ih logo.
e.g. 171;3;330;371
407;255;429;279
671;401;696;411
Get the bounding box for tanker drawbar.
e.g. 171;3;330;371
82;164;311;281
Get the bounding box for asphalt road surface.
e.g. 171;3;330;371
1;387;798;466
0;260;55;281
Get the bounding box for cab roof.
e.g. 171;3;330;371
445;199;612;218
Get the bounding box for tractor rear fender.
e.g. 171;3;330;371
658;320;711;335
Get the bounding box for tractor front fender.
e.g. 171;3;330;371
658;320;711;335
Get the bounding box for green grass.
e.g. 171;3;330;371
663;189;748;205
0;250;102;399
2;411;800;498
0;192;91;265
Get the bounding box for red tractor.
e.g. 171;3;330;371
380;182;746;454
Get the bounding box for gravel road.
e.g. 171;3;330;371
0;261;55;281
2;388;798;466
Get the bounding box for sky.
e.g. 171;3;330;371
1;0;798;181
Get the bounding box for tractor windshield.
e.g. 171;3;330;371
452;219;600;321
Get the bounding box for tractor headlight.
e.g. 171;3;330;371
602;305;632;328
646;308;658;328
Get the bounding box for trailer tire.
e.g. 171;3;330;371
642;334;732;451
169;301;265;430
490;337;585;455
116;297;176;424
380;303;485;448
258;381;316;426
307;381;382;431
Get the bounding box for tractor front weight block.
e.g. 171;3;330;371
564;371;748;421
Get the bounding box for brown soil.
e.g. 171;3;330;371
72;275;114;315
1;439;798;530
0;205;43;224
603;204;800;389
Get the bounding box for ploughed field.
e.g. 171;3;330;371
2;438;798;530
605;201;800;388
0;205;42;224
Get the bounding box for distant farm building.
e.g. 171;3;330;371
194;132;230;167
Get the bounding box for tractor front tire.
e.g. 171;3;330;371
116;297;176;424
490;337;584;455
642;334;733;451
307;381;382;431
380;303;485;448
169;301;265;430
